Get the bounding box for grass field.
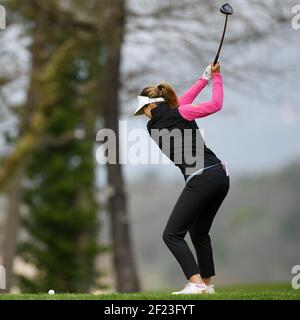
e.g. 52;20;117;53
0;283;299;300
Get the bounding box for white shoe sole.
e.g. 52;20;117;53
172;289;209;295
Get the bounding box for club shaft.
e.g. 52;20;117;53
213;15;229;66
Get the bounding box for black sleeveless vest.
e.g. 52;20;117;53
147;102;221;179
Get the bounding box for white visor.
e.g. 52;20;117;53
133;96;165;116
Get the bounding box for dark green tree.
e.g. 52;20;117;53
5;0;107;292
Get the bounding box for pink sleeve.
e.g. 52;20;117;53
178;73;223;121
178;77;209;105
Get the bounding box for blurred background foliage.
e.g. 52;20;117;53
0;0;299;293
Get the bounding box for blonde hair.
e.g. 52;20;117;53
140;81;179;109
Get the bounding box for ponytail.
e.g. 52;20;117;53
140;81;179;109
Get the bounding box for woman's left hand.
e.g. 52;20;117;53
202;65;212;81
211;62;221;73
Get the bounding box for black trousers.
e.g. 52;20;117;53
162;164;230;279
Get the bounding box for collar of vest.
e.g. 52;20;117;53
150;102;169;116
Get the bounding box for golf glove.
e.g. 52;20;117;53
202;65;212;82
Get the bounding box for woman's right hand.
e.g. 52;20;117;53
211;62;221;73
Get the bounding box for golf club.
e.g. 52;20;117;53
213;3;233;66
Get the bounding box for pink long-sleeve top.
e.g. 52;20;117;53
178;72;223;121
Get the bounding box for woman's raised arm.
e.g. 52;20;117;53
178;65;223;121
178;77;209;105
178;65;212;105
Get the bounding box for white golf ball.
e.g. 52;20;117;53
48;289;55;295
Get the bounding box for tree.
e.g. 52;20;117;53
99;0;140;292
1;0;141;293
2;0;107;292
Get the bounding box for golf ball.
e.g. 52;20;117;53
48;289;55;295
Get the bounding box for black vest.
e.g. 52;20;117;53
147;102;221;179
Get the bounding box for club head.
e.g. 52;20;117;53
220;3;233;15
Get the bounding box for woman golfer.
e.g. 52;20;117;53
133;63;229;294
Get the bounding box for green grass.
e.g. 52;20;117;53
0;283;299;300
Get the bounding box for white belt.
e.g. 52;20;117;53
185;161;229;185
